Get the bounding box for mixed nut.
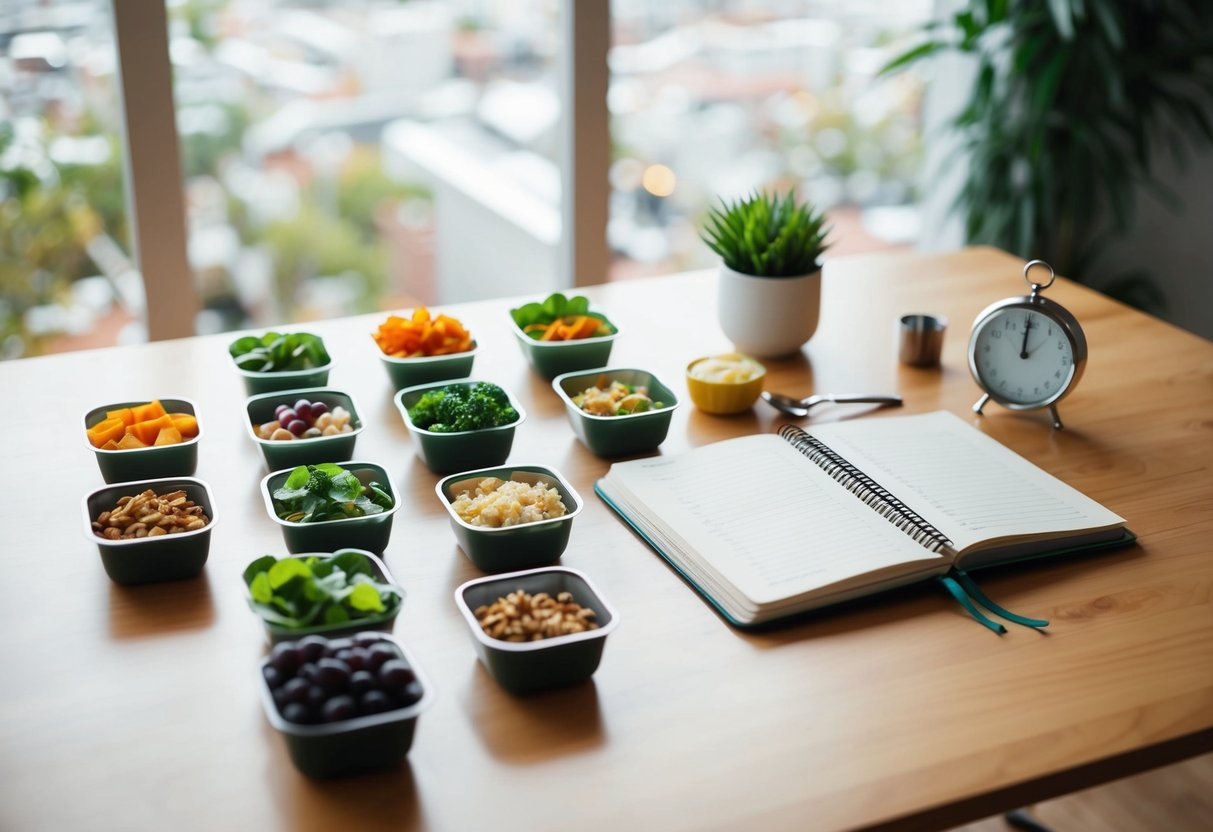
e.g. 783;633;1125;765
92;488;211;540
473;589;599;642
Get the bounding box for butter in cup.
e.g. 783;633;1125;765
685;354;766;414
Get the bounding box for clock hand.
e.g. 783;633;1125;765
1019;315;1032;359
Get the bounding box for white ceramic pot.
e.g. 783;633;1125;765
716;264;821;358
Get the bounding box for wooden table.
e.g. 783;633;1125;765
1;247;1210;832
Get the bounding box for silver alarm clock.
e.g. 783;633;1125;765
968;260;1087;429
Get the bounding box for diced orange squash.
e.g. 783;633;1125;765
168;413;198;439
154;426;183;446
87;417;127;449
116;432;148;450
101;439;120;451
130;414;174;446
105;407;135;427
130;400;167;423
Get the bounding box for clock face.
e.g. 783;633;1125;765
971;307;1076;406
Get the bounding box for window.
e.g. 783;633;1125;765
607;1;932;278
0;0;138;357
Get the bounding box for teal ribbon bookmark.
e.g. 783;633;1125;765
939;574;1006;634
954;569;1050;630
938;570;1050;634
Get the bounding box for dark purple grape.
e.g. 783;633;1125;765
323;637;355;657
351;632;381;647
322;695;357;723
343;648;369;672
271;687;290;709
281;702;311;724
294;401;313;422
378;659;416;690
309;401;328;418
298;662;319;683
359;689;393;715
277;408;297;426
298;635;327;662
348;669;376;697
274;403;290;417
287;419;307;436
366;642;397;671
263;665;284;689
283;677;310;705
306;685;327;711
315;658;352;692
397;681;424;707
269;643;302;676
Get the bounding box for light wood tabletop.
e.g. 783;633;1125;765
1;246;1210;832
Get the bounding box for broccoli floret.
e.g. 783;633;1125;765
408;389;448;431
408;383;517;433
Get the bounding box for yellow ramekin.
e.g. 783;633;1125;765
685;354;767;415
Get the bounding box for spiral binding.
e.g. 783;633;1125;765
778;424;954;553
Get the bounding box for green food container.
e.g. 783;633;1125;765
244;388;364;471
551;368;679;457
84;397;201;484
509;316;618;379
243;549;404;644
261;461;399;554
376;337;477;390
257;634;433;779
394;380;525;475
232;356;332;396
82;476;215;585
435;465;583;572
455;567;620;695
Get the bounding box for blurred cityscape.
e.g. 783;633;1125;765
0;0;930;358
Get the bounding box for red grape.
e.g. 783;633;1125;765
287;419;307;436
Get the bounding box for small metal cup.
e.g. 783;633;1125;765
899;314;947;367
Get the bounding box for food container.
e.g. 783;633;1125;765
261;461;399;554
684;353;767;414
84;397;202;484
435;465;583;572
234;362;332;396
257;633;433;779
229;332;332;395
242;549;404;644
394;380;526;475
82;476;216;585
376;337;477;391
454;566;620;695
509;317;618;380
244;388;364;470
551;367;679;457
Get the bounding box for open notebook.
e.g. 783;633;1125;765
595;411;1131;628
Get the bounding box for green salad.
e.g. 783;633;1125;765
242;550;402;630
271;463;393;523
229;331;330;373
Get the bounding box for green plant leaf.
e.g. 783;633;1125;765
324;605;351;625
348;582;386;613
1047;0;1074;39
249;572;273;604
268;557;312;589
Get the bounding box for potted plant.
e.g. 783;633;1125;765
701;191;831;357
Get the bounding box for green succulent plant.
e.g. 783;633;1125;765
700;191;831;278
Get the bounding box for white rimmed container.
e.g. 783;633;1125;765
435;464;583;572
244;387;364;470
455;566;620;694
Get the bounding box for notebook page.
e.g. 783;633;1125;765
807;411;1125;555
603;434;945;605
